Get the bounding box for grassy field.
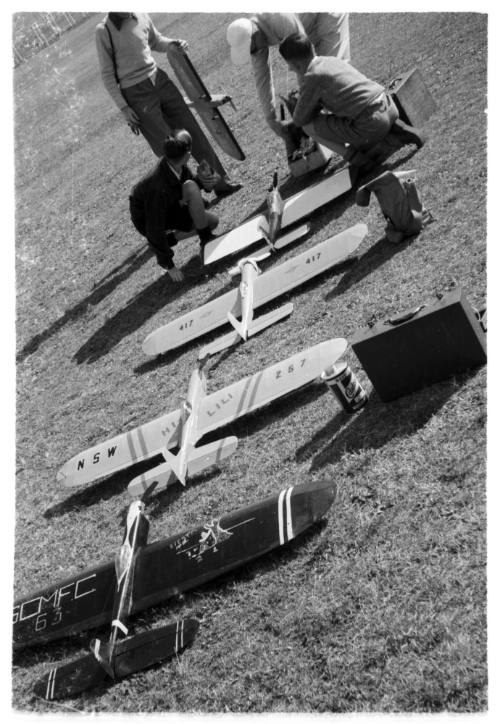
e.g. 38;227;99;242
13;11;487;713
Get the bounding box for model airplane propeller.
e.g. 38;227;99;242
143;224;368;358
34;501;198;700
57;339;347;497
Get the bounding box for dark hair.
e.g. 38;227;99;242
279;32;314;62
163;130;192;160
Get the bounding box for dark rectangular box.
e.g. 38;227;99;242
351;288;486;402
388;67;437;128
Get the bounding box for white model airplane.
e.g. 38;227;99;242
202;165;355;265
143;224;368;358
58;338;347;497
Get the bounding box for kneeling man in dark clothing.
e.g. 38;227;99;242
129;129;218;283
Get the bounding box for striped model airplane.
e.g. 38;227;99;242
143;223;368;358
57;338;347;498
33;501;198;700
19;480;336;701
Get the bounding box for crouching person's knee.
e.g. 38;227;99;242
182;179;200;203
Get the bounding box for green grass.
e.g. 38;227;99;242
14;12;486;713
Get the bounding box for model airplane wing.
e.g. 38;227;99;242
14;479;335;649
251;223;368;307
203;166;354;265
143;287;241;356
195;337;347;435
57;409;181;488
166;45;245;161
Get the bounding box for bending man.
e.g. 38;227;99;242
96;12;241;198
226;13;350;138
278;33;426;170
129;130;218;284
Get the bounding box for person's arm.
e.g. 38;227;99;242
144;190;175;269
146;15;188;53
95;24;129;110
251;47;283;135
292;77;323;127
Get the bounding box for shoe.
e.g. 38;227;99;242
391;119;427;149
214;180;242;199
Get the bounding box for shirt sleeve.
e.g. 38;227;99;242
143;189;174;267
251;47;278;123
146;15;175;53
95;24;128;110
293;76;323;127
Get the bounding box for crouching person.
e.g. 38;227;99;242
278;33;426;171
129;129;218;283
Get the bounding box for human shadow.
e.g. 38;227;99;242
17;247;152;363
295;369;479;471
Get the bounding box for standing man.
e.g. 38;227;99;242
226;13;350;139
96;12;241;198
278;33;426;170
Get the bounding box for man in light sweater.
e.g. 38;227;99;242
278;32;426;170
226;13;350;138
95;12;241;198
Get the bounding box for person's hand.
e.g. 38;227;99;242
266;115;289;138
196;162;221;192
121;106;141;135
167;267;184;283
171;38;188;51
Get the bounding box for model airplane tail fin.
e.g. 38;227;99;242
34;619;199;700
226;311;248;340
162;447;189;486
256;222;310;256
127;437;238;499
203;303;293;358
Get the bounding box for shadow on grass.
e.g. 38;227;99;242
296;370;479;470
43;455;225;519
72;260;205;364
325;233;415;300
17;247;151;364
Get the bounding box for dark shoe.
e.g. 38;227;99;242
196;225;218;246
391;119;427;149
214;180;242;199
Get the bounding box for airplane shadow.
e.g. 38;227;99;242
295;370;478;472
73;259;205;365
44;455;227;519
17;247;152;363
325;233;414;301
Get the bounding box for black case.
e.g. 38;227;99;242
351;288;486;401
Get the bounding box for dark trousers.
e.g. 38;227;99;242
122;68;227;178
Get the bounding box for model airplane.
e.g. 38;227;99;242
15;480;336;656
143;224;367;358
202;165;355;265
166;44;245;161
33;501;198;700
57;338;347;497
